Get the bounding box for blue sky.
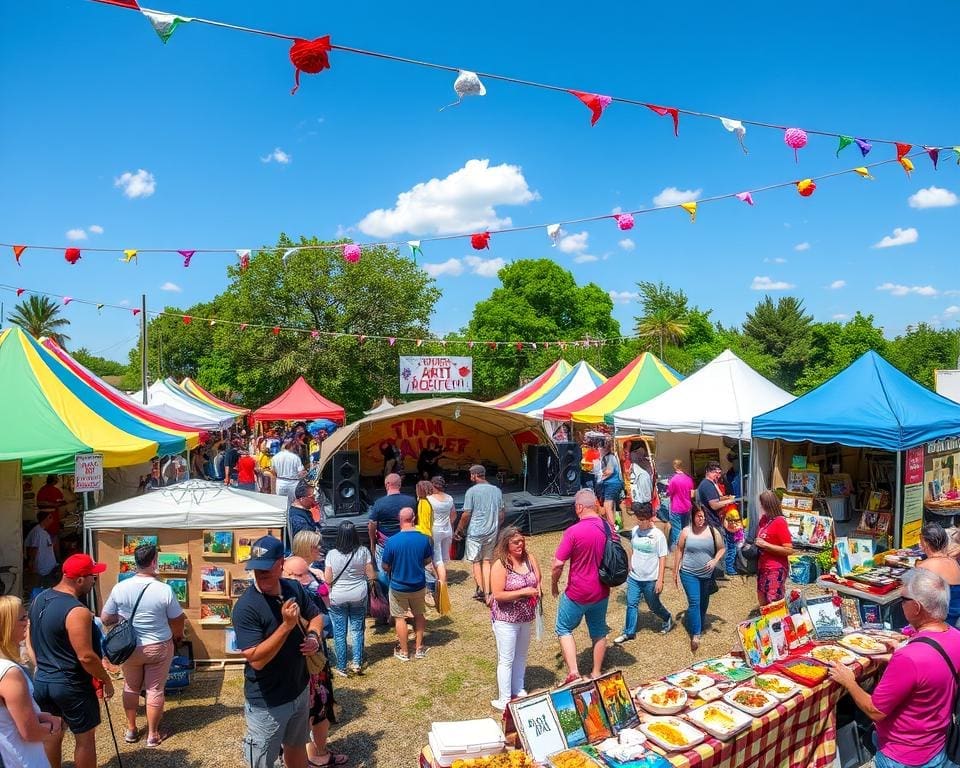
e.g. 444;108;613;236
1;0;957;361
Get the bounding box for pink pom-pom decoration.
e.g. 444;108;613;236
615;213;634;231
784;128;808;162
342;244;361;263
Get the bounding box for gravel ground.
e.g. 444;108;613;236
83;527;763;768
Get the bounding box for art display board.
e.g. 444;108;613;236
93;526;281;660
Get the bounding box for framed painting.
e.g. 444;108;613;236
549;687;587;748
804;594;844;640
690;449;721;481
235;535;258;563
122;534;158;556
118;555;136;575
569;681;613;744
157;552;189;575
224;627;243;655
199;566;229;597
595;672;639;733
203;530;234;559
164;577;188;605
507;693;566;764
199;600;232;625
231;577;254;598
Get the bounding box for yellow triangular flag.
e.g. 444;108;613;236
899;157;914;177
680;201;697;223
122;249;138;263
853;167;874;180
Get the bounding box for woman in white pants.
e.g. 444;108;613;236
428;476;456;587
488;527;541;711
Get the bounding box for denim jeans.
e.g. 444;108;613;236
492;620;532;702
328;599;366;670
723;528;738;574
678;570;712;636
875;748;951;768
623;577;670;635
669;512;689;550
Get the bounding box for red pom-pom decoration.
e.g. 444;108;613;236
64;248;81;265
471;232;491;250
290;36;332;95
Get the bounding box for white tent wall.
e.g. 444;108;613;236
0;461;23;597
748;438;775;536
649;433;728;480
102;462;153;505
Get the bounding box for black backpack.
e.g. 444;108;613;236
596;518;629;587
102;584;150;665
911;637;960;764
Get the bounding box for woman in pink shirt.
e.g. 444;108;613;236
665;460;694;551
830;568;960;768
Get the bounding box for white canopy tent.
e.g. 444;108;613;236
363;397;396;415
131;381;236;431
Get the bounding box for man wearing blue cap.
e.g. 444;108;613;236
233;535;325;768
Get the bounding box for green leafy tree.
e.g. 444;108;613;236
888;323;960;389
7;295;71;346
633;282;690;358
72;348;126;378
793;312;887;393
743;296;813;391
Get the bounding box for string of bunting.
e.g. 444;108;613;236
3;151;938;269
0;283;633;350
86;0;959;158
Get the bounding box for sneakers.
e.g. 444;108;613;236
124;729;140;744
491;699;509;711
660;617;674;634
332;667;349;678
393;648;410;662
612;634;634;645
414;647;429;660
349;662;363;675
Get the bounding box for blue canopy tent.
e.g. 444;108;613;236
750;351;960;546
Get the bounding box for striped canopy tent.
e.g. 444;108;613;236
133;379;239;431
40;338;204;448
487;359;572;409
179;377;249;416
508;360;607;419
542;353;681;424
0;328;186;475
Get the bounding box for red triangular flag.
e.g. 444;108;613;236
91;0;141;8
132;308;141;316
568;90;612;126
182;315;192;324
16;288;25;296
896;142;912;160
240;323;248;331
646;104;680;136
487;341;497;349
272;326;280;335
12;245;26;265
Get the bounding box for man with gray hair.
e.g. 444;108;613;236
829;568;960;768
455;465;504;603
551;488;615;684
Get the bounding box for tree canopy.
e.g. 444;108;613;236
7;296;71;346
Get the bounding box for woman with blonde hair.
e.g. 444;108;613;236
488;527;541;711
0;595;60;767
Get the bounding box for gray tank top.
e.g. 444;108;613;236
680;527;718;577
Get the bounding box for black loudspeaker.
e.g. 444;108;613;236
555;442;583;496
526;444;557;496
330;451;361;515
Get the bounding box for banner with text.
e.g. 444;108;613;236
399;356;473;395
74;453;104;492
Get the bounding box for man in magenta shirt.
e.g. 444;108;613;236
551;488;616;684
665;459;695;550
830;568;960;768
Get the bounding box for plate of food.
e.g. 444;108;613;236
685;702;754;740
634;683;688;715
548;747;602;768
722;686;778;717
777;658;829;686
752;674;801;701
808;645;862;666
664;671;715;695
638;717;705;752
838;633;888;655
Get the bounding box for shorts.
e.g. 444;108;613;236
389;587;427;618
465;533;497;562
33;679;101;735
555;592;609;639
599;480;623;504
243;686;310;768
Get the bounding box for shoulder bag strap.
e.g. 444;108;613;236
129;584;151;621
912;636;960;687
709;526;722;556
329;549;358;589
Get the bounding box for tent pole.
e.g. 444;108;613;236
140;294;148;404
894;450;902;548
738;434;745;520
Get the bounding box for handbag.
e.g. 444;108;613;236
911;637;960;764
367;580;391;623
102;584;151;665
298;615;329;676
706;527;723;595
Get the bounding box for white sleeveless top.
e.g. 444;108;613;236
0;658;51;768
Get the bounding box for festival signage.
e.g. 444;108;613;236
399;356;472;395
74;453;103;492
905;445;924;485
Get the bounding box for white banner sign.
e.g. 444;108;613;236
74;453;104;492
399;356;473;394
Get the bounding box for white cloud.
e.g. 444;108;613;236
114;169;156;199
832;313;850;320
908;186;958;209
463;255;505;277
945;306;960;317
118;299;130;306
828;280;846;290
872;227;918;248
88;224;104;234
877;282;938;297
422;258;465;278
618;238;636;251
65;228;87;241
261;147;292;165
609;290;638;304
558;231;589;254
751;276;795;291
573;254;599;264
358;158;539;237
160;282;182;292
653;186;701;207
763;257;788;264
794;242;811;252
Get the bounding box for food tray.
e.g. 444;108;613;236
776;658;829;687
685;702;754;741
691;657;755;683
634;682;688;715
548;747;603;768
664;671;715;695
638;717;705;752
722;686;778;717
838;633;888;655
807;645;862;666
751;674;801;702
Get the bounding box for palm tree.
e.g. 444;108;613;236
635;309;688;358
7;295;71;346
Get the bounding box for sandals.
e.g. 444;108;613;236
310;752;348;767
146;730;170;748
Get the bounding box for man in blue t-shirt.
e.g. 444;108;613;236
367;473;416;577
381;508;434;661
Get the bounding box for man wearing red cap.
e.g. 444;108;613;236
29;553;114;768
